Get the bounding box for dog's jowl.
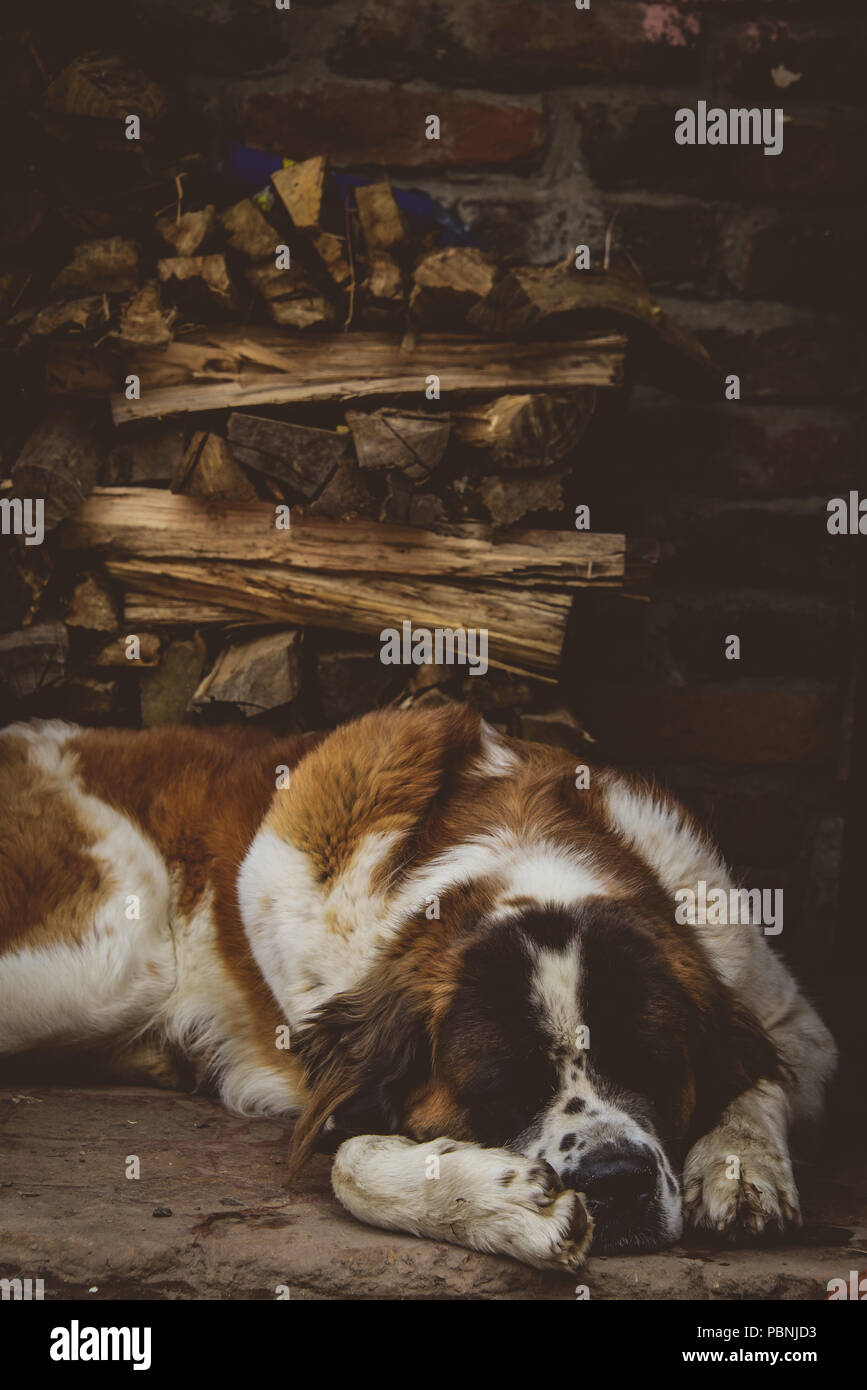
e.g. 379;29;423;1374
0;706;836;1269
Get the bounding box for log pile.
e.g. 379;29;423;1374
0;49;714;736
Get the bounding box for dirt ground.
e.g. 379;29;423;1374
0;1085;863;1301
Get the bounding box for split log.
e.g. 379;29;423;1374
12;406;103;530
158;254;240;315
271;156;327;232
355;181;407;255
52;237;140;295
124;593;255;626
105;425;185;486
43;53;168;123
115;281;176;348
307;459;378;520
451;391;596;470
139;636;205;727
220;200;279;262
105;328;625;422
478;471;565;525
468;260;714;384
155;206;216;257
91;633;161;667
346;408;450;482
65;574;119;633
244;263;334;329
17;296;105;343
226;414;350;499
106;556;571;678
355;181;407;307
0;623;69;700
62;489;648;589
172;432;257;503
410;248;497;325
191;630;302;717
311;231;352;292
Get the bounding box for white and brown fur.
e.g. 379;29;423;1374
0;705;836;1271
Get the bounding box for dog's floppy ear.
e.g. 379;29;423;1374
287;966;431;1179
688;990;782;1141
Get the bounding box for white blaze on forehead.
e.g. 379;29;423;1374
530;945;582;1049
506;852;604;910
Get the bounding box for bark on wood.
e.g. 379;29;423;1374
63;488;645;588
65;574;119;633
355;181;407;255
106;328;625;422
307;458;378;521
220;200;278;261
116;281;176;348
468;260;714;382
105;425;184;486
410;248;497;325
312;231;352;291
92;633;161;667
158;254;240;315
52;237;140;295
139;635;205;726
479;471;565;525
346;408;450;482
17;296;105;344
0;623;69;699
244;263;335;328
172;432;257;502
12;406;103;530
155;206;216;258
43;53;168;122
226;415;349;499
451;391;596;470
105;556;570;678
191;630;302;717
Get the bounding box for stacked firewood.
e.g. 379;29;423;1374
0;52;716;739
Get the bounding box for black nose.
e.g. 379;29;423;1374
577;1146;657;1221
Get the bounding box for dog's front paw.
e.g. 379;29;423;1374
462;1154;592;1272
682;1133;801;1241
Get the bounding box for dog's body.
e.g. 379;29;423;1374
0;705;836;1270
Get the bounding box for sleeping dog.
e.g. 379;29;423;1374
0;704;836;1271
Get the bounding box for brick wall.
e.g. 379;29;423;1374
3;0;863;1005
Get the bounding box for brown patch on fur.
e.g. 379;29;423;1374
403;1080;472;1143
0;732;112;956
266;704;485;888
68;723;326;1091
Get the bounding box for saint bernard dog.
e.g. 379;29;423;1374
0;704;836;1272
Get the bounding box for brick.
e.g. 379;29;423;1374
660;591;851;680
580;102;864;202
661;498;849;591
663;768;820;869
721;209;866;310
610;397;859;501
710;19;866;103
238;82;545;169
609;197;718;290
579;682;837;767
656;297;860;402
339;0;705;88
339;0;703;87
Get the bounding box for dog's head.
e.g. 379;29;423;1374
289;892;778;1253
